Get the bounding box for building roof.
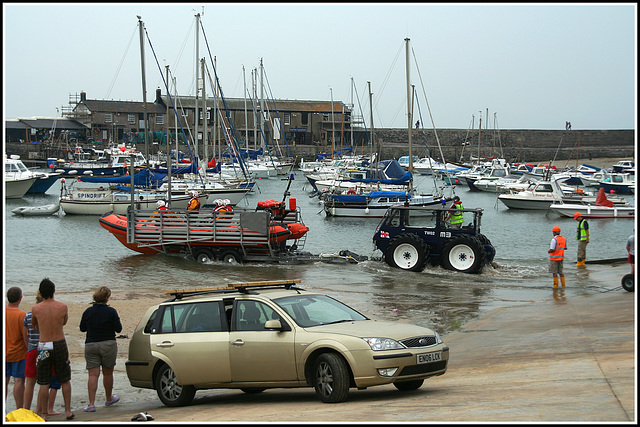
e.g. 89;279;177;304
79;99;167;114
5;118;86;130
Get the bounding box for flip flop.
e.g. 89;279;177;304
83;405;96;412
105;395;120;406
66;413;75;420
145;412;154;421
131;412;147;421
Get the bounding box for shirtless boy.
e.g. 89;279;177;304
31;278;74;421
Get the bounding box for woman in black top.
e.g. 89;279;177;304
79;286;122;412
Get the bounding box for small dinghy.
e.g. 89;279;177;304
11;204;60;216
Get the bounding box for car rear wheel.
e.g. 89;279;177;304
313;353;350;403
393;379;424;391
155;363;196;407
384;234;428;272
440;235;486;274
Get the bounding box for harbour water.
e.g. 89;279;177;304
3;171;635;335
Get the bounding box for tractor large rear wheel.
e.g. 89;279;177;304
384;234;428;272
439;235;485;274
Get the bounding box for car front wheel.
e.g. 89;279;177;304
313;353;350;403
155;363;196;407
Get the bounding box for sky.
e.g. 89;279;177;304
3;2;637;130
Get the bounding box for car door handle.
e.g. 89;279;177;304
156;341;174;348
231;339;245;346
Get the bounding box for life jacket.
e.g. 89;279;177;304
450;202;464;225
577;219;588;241
187;197;201;211
549;235;567;261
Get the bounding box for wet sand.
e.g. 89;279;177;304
5;261;634;423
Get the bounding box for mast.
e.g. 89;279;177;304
350;77;355;151
165;65;172;203
201;58;208;179
194;12;200;165
330;87;335;160
138;16;149;169
243;65;248;150
368;81;374;174
405;38;413;174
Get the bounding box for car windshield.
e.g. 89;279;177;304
274;294;368;328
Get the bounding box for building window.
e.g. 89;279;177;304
105;113;113;123
323;113;329;121
284;113;291;126
156;114;164;125
128;114;135;124
301;112;309;125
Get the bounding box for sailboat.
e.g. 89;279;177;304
321;38;443;217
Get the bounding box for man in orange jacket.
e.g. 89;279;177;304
548;226;567;287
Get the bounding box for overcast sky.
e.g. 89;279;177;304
3;2;636;130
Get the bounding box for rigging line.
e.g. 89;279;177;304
155;19;195;93
351;81;370;145
105;24;138;99
374;42;403;113
263;68;293;158
414;96;440;191
198;20;249;179
142;24;198;177
411;46;447;167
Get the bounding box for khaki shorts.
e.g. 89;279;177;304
84;340;118;370
548;260;564;274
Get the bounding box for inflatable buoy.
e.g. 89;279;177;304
347;190;356;195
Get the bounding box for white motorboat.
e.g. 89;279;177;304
5;154;39;198
599;172;635;195
5;175;38;199
549;188;634;218
497;178;626;210
12;204;60;216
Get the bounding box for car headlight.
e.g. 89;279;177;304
435;332;443;344
363;337;406;351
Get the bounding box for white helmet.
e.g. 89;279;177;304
214;199;223;206
156;200;166;208
190;190;198;197
224;199;231;205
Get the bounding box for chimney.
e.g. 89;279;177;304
80;91;87;102
155;88;162;103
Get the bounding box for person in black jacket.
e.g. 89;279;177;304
79;286;122;413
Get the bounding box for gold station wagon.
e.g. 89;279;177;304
125;280;449;406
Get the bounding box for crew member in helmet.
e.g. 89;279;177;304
445;196;464;229
214;199;228;219
151;199;167;219
187;191;201;211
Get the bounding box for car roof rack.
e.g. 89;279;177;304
164;279;303;300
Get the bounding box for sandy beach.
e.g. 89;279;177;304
5;260;635;423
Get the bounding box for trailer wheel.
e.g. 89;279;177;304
621;274;634;292
219;249;243;264
440;235;485;274
384;233;428;272
193;248;215;264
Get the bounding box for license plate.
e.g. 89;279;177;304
417;351;441;364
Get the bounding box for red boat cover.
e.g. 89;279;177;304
595;187;614;207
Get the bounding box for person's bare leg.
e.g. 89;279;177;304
87;367;100;407
36;384;49;421
13;377;25;409
47;388;61;415
102;367;115;402
61;381;73;419
23;377;37;410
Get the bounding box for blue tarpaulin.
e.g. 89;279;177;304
78;168;165;188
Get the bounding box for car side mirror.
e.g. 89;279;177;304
264;319;290;331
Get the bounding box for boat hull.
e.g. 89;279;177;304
27;173;62;194
5;177;38;199
60;191;191;215
549;203;635;218
11;204;60;216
